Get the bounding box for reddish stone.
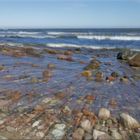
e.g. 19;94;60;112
85;95;96;101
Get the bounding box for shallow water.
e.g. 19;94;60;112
0;48;140;121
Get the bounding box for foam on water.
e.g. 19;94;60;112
77;35;140;41
0;29;140;50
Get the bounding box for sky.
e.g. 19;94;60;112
0;0;140;28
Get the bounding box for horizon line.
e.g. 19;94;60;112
1;27;140;29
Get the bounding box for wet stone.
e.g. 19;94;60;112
80;119;93;133
6;126;16;132
95;71;104;82
36;131;45;138
72;127;85;140
32;120;42;128
84;133;93;140
81;70;92;77
93;129;106;140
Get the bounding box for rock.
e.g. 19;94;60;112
81;70;92;77
119;130;129;140
111;72;119;78
128;53;140;67
95;71;104;82
64;50;73;55
54;124;66;130
23;47;42;57
0;119;5;125
0;99;11;112
120;113;140;129
51;123;66;139
72;128;85;140
42;97;52;104
120;76;129;83
128;132;140;140
32;120;42;128
30;77;39;83
55;92;65;99
98;108;110;120
57;54;73;61
84;133;93;140
80;119;93;133
47;63;56;69
6;126;16;132
36;132;45;138
0;135;7;140
61;106;71;115
93;129;106;140
85;95;96;102
42;69;52;81
34;105;45;112
117;50;140;67
97;134;112;140
85;58;100;70
0;65;5;71
109;99;117;108
106;76;116;82
51;128;65;139
110;129;122;140
117;50;135;60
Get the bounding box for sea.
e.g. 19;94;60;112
0;28;140;51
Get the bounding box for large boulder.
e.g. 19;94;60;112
117;50;135;60
117;50;140;67
128;53;140;67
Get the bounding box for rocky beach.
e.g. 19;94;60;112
0;43;140;139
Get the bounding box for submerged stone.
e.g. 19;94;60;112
81;70;92;77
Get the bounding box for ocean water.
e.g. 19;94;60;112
0;28;140;50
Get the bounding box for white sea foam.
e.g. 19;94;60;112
46;43;116;50
77;35;140;41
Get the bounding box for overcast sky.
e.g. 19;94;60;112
0;0;140;28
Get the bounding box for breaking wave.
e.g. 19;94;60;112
0;30;140;41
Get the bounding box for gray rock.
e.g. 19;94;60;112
117;50;140;67
84;133;93;140
119;130;129;140
93;129;106;140
72;128;85;140
51;123;66;139
6;126;16;132
36;131;45;138
51;129;65;139
54;123;66;130
111;129;122;140
0;135;7;140
120;113;139;129
117;50;135;60
97;134;113;140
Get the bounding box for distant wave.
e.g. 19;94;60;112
46;43;140;51
77;35;140;41
0;31;140;41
